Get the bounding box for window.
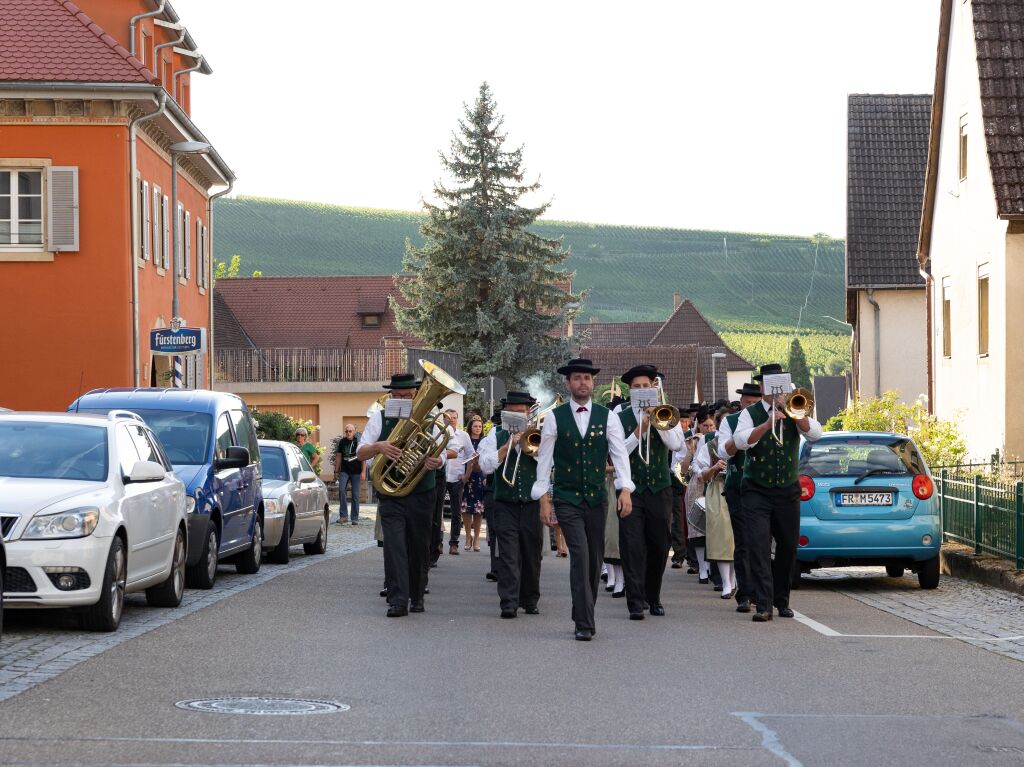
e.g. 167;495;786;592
115;425;141;477
152;185;162;268
140;30;148;67
942;277;952;358
161;195;170;270
128;424;162;466
362;314;381;327
0;170;43;246
196;219;207;288
978;264;989;356
175;202;183;276
230;409;260;464
184;210;191;280
959;116;968;181
140;180;151;261
214;413;233;461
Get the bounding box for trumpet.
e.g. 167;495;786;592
637;376;681;465
369;360;467;497
501;396;563;484
770;388;814;444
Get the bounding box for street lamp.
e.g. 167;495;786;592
169;140;211;387
711;352;727;402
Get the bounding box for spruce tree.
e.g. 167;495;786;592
394;83;583;410
788;338;812;390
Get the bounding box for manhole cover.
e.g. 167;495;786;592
175;697;349;715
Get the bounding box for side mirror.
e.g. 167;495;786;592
126;460;166;483
297;470;317;484
214;445;250;471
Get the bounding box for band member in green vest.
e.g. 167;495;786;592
733;364;823;623
614;364;685;619
532;359;634;642
479;391;542;618
717;381;763;613
357;372;446;618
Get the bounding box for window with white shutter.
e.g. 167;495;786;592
175;202;183;276
195;217;203;287
202;224;209;288
140;180;151;261
46;166;79;252
184;210;191;280
161;195;170;270
152;185;161;269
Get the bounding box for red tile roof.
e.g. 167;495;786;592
650;299;751;370
0;0;157;83
573;321;663;347
213;276;425;349
581;345;700;406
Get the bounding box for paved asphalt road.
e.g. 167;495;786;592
3;519;1024;767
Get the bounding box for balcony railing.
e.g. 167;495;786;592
214;347;462;384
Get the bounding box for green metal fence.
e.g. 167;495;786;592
936;468;1024;570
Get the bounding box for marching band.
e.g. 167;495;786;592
357;356;822;638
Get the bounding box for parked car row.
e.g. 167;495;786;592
0;388;330;637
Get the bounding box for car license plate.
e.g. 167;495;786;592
834;492;893;506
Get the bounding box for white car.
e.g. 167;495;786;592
0;411;187;631
258;439;329;564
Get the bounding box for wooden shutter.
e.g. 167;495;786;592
161;195;170;270
152;186;161;267
184;210;191;279
47;166;79;252
203;224;209;287
141;180;151;261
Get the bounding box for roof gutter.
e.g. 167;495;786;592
129;0;166;58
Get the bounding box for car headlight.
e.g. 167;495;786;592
23;507;100;540
185;497;196;514
264;499;279;514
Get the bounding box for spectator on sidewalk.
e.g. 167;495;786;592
295;427;320;472
445;408;473;555
334;423;363;524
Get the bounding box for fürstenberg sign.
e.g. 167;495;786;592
149;327;207;356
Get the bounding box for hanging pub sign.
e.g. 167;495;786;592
150;326;207;356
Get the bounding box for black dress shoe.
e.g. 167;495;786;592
777;607;794;618
687;567;698;574
604;585;614;592
752;610;773;622
574;628;593;641
649;604;665;616
409;601;425;613
671;561;683;569
485;572;498;581
629;612;645;620
601;572;609;582
698;577;709;584
424;588;430;595
736;600;751;613
524;606;539;615
379;589;388;598
386;605;408;617
713;584;723;592
611;590;625;598
500;608;517;619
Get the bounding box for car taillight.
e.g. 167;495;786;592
912;474;933;500
799;474;815;501
798;535;809;546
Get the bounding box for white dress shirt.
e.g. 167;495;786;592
615;401;685;454
478;430;502;476
531;399;635;499
716;415;733;457
691;432;716;477
357;409;447;470
445;428;474;482
732;399;823;451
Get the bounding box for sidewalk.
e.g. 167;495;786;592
941;542;1024;596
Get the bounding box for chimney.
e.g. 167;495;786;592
673;291;682;310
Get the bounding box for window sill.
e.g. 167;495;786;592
0;250;55;262
156;266;166;276
179;277;188;286
199;286;206;296
978;353;990;360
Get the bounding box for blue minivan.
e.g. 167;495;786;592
69;389;264;589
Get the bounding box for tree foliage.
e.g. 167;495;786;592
213;254;261;282
394;83;584;410
788;338;812;389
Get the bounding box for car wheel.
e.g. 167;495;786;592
268;510;292;565
886;564;905;578
235;516;263;574
146;528;186;607
81;536;126;632
186;526;219;590
917;555;940;589
303;510;328;555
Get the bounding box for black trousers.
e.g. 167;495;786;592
494;499;542;611
724;485;753;604
380;490;434;609
618;486;672;614
446;481;465;545
670;483;687;564
554;499;606;632
742;481;801;612
428;479;446;565
484;489;498;575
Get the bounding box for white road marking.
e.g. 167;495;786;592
791;610;1024;641
791;611;840;636
732;712;803;767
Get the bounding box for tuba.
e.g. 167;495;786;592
370;360;467;497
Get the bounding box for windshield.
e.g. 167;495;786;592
0;422;108;481
800;437;926;478
80;408;212;466
261;447;289;482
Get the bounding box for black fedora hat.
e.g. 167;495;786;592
501;390;537;407
736;381;763;397
383;372;421;390
753;363;785;381
621;364;660;385
557;358;600;376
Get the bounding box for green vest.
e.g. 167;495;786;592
552;402;610;507
618;406;671;493
724;411;746;492
743;403;800;489
493;430;538;503
379;416;436;496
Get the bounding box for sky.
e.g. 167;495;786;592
173;0;941;238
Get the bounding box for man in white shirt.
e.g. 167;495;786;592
357;373;446;618
732;364;823;623
443;409;473;555
532;358;634;642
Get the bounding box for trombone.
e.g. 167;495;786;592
770;388;814;444
500;396;562;484
637;376;681;465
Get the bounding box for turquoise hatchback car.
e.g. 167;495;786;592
795;431;941;589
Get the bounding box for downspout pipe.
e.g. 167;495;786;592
866;288;881;397
206;180;235;389
128;91;168;387
129;0;166;58
154;30;186;58
173;55;205;103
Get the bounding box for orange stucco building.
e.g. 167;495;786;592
0;0;234;410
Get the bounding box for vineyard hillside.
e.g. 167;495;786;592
213;196;846;332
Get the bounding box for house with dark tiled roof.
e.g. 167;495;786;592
917;0;1024;459
0;0;234;410
845;94;930;404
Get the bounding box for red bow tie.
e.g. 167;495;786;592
576;406;587;413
